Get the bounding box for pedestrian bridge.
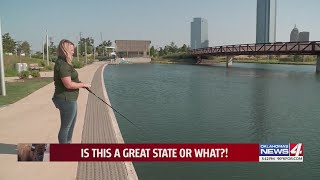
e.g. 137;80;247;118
189;41;320;73
190;41;320;56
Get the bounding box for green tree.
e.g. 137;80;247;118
96;40;112;56
159;47;164;56
168;42;178;54
150;46;156;57
49;44;57;56
105;40;113;55
78;37;94;55
106;40;112;47
163;45;170;55
96;44;104;56
179;44;188;53
32;51;43;59
49;38;57;55
2;33;16;53
43;42;57;59
21;41;31;55
16;42;22;56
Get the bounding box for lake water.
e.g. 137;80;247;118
104;63;320;180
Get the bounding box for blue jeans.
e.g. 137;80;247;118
52;97;77;144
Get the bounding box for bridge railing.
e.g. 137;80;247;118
190;41;320;56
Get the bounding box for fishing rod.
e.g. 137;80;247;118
84;87;144;132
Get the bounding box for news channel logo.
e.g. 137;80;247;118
259;143;303;162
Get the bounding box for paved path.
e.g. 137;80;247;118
77;64;138;180
0;62;138;180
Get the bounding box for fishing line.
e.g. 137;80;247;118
84;87;144;133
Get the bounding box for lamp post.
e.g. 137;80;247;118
46;30;49;66
93;40;95;62
0;17;6;96
85;40;87;65
42;39;44;61
77;36;79;62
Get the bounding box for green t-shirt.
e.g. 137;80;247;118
53;57;80;101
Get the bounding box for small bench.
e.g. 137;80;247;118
29;63;40;71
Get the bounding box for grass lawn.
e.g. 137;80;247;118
4;55;94;77
0;77;53;106
4;55;53;76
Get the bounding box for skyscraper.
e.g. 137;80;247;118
290;25;299;42
298;32;310;42
191;18;208;49
256;0;277;43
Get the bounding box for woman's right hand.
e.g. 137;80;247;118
82;83;91;88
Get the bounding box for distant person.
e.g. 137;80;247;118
52;39;91;144
120;56;125;62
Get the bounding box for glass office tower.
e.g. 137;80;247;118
256;0;277;43
191;18;209;49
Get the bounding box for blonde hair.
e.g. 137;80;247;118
57;39;75;64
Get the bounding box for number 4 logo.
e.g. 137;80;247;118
290;143;303;156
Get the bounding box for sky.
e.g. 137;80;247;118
1;0;319;52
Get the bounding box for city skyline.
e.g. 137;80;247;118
290;25;310;42
1;0;320;51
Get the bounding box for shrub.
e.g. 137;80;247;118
50;56;57;62
31;54;43;59
40;61;46;67
5;68;18;77
293;55;303;62
279;55;292;62
304;55;316;62
72;60;84;68
45;65;53;71
31;71;40;78
19;71;30;79
96;56;108;61
88;59;94;64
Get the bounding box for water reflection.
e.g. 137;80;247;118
250;68;268;143
315;73;320;82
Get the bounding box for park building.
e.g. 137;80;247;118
115;40;151;58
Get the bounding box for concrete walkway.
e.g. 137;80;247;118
0;62;137;180
77;64;138;180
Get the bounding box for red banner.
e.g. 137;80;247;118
50;144;259;162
